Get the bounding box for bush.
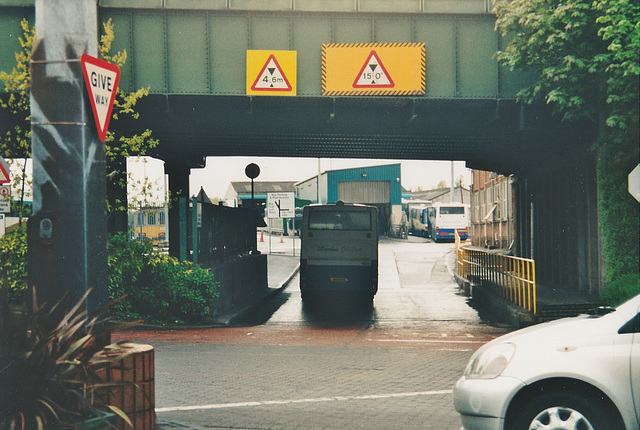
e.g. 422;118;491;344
601;273;640;306
107;233;219;324
0;228;27;303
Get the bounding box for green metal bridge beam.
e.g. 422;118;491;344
1;1;532;98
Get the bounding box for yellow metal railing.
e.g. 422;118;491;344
455;233;537;314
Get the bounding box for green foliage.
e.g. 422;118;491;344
494;0;639;129
99;19;161;216
601;273;640;306
0;228;27;303
107;233;219;324
0;290;134;430
0;18;32;159
495;0;639;299
0;18;161;223
597;137;639;295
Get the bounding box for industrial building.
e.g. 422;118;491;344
296;163;403;234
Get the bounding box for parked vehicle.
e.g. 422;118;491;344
408;204;432;237
299;202;378;303
453;294;640;430
428;202;469;242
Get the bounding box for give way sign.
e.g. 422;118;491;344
81;54;120;142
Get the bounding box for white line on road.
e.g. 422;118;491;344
369;338;482;344
156;390;453;413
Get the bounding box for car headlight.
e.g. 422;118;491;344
464;343;516;380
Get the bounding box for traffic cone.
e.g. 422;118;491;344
260;230;264;242
280;233;284;243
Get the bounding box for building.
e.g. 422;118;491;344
408;186;470;204
224;181;297;212
470;170;515;249
128;205;169;246
296;163;403;233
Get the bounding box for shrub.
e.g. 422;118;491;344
107;233;219;324
0;227;27;304
601;273;640;306
0;290;134;429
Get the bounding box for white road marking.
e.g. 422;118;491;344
156;390;452;413
369;338;482;343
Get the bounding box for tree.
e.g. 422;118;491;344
98;20;159;232
495;0;639;296
0;19;159;231
0;19;34;225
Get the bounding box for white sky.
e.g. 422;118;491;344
129;156;472;201
9;157;472;203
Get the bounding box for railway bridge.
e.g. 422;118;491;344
0;0;601;295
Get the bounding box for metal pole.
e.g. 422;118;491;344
450;161;455;203
28;0;107;316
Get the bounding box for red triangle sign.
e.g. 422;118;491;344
251;54;292;92
0;158;10;184
353;51;395;88
81;54;120;142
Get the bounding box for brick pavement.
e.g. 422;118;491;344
111;237;512;429
152;343;471;430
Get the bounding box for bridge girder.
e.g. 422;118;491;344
114;94;592;176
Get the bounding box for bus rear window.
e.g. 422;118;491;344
309;211;371;231
439;207;465;215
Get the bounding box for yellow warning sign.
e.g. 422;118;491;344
322;43;425;96
247;50;297;96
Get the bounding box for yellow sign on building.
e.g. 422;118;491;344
322;43;425;96
246;50;297;96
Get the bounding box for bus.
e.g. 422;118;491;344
408;204;432;237
300;202;379;303
427;202;470;242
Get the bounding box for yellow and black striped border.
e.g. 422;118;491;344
322;43;425;96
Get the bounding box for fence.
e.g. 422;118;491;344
456;232;537;314
192;198;260;265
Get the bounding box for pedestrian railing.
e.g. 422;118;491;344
455;232;537;314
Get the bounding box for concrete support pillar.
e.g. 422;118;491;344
28;0;108;315
165;161;190;259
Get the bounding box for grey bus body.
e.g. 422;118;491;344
300;202;379;303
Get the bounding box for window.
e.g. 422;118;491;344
309;211;371;231
147;213;156;225
440;206;465;215
159;211;166;225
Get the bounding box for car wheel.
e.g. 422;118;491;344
511;390;620;430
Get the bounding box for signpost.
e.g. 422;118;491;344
0;184;10;214
0;158;11;184
629;164;640;203
267;192;295;219
246;50;297;96
81;53;120;142
322;43;425;96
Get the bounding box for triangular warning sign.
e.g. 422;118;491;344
251;54;292;91
353;51;394;88
0;158;10;184
81;54;120;142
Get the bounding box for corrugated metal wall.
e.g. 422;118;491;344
338;181;390;204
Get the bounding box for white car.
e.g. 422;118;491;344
453;294;640;430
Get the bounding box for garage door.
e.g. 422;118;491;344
338;181;390;204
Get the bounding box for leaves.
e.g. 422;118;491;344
107;233;219;324
0;227;27;303
495;0;639;131
0;289;137;430
495;0;639;296
0;18;163;224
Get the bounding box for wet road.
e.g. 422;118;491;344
116;236;512;429
248;236;486;330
